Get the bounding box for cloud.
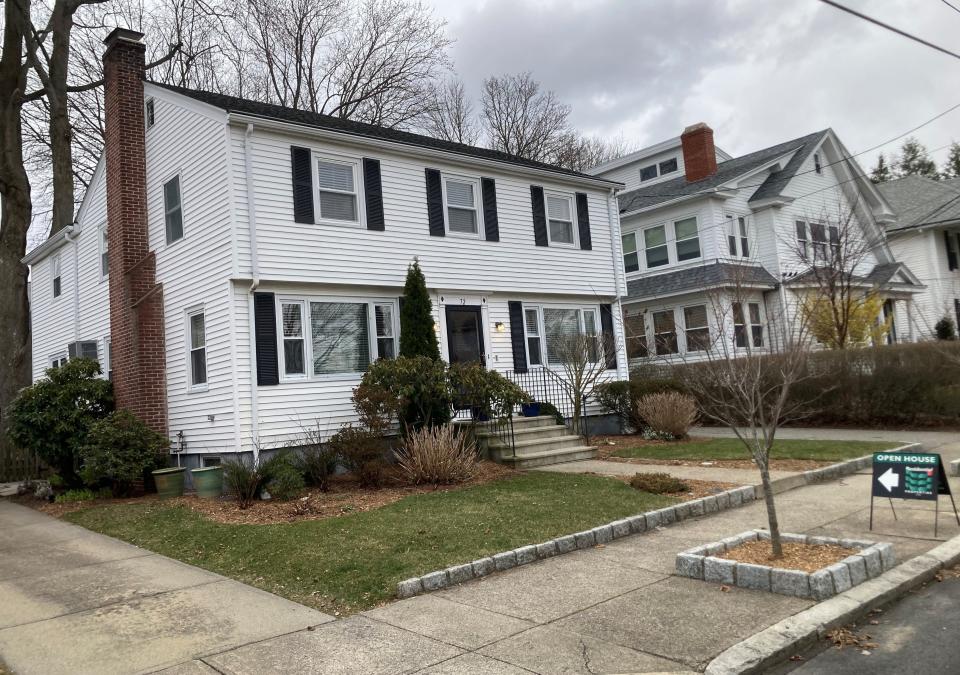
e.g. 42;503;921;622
430;0;960;169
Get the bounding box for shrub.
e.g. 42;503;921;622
222;456;269;509
629;472;689;494
397;425;478;485
79;410;169;496
538;401;565;426
635;392;698;439
7;358;113;485
293;441;338;493
328;424;390;488
935;316;957;341
262;452;305;501
399;260;441;360
357;356;452;433
448;362;529;420
595;378;688;431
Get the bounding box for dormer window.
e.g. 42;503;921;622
640;156;680;182
640;165;658;182
659;157;678;175
145;98;156;129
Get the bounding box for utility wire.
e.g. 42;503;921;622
816;0;960;61
939;0;960;16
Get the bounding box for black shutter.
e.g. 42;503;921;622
946;231;958;271
576;192;592;250
481;177;500;242
425;168;444;236
600;303;617;370
508;301;528;374
290;146;314;224
530;186;547;246
955;299;960;330
363;158;385;231
254;292;279;386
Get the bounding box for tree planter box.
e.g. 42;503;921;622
675;530;896;601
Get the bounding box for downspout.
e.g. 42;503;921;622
243;123;261;461
65;224;80;344
606;187;628;379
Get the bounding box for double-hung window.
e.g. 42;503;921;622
374;303;396;359
622;232;639;273
796;221;809;260
99;224;109;278
188;309;207;388
828;225;840;259
316;157;359;224
164;175;183;244
653;310;678;355
733;302;764;349
52;254;62;298
674;217;701;261
644;225;669;268
683;305;710;352
624;312;648;359
542;307;600;366
443;176;480;236
281;302;306;377
810;222;827;261
50;353;68;369
546;193;575;246
524;308;543;366
725;214;750;258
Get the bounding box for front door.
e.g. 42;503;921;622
445;305;485;366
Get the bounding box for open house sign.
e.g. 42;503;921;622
870;450;958;536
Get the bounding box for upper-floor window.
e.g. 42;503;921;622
644;225;669;268
546;193;576;246
639;156;679;182
814;152;822;174
725;214;750;258
622;232;639;273
316;156;360;224
187;308;207;389
52;254;62;298
164;175;184;244
795;221;808;259
99;224;109;278
674;217;701;261
443;176;480;237
145;98;156;129
733;302;764;349
946;231;960;271
278;297;398;380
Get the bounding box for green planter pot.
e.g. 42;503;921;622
152;467;186;499
191;466;223;499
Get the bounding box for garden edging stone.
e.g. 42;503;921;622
704;533;960;675
394;445;914;599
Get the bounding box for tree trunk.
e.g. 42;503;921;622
759;466;784;558
0;0;33;459
47;0;76;233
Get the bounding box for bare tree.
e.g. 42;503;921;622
422;77;478;145
785;197;889;349
553;132;633;172
480;72;571;162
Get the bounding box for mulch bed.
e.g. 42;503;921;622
18;461;518;526
719;540;858;573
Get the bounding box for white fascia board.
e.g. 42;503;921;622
228;113;623;191
22;227;73;265
144;83;230;123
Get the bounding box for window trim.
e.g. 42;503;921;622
186;306;208;392
641;223;670;269
523;306;544;368
275;294;399;383
163;173;185;246
279;300;308;380
682;303;710;353
732;300;765;350
673;216;702;263
99;222;109;280
623;310;649;360
49;352;68;369
622;232;640;273
724;213;750;258
312;151;365;228
52;253;63;299
534;303;602;368
652;308;679;356
441;173;483;239
544;190;578;248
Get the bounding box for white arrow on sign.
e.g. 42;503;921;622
878;467;899;492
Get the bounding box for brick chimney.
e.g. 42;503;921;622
103;28;168;435
681;123;718;182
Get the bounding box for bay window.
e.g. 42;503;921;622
653;310;678;355
683;305;710;352
622;232;639;273
624;312;648;359
726;214;749;258
674;217;701;261
733;302;764;349
644;225;669;268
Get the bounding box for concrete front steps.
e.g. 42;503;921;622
472;415;597;469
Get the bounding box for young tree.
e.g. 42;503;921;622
480;72;571;162
549;332;609;442
399;259;440;360
943;141;960;179
553;132;633;172
895;137;939;179
869;152;892;184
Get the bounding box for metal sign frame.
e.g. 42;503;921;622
870;451;959;537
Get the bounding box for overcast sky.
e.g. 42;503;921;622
427;0;960;172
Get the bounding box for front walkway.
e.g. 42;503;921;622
3;439;959;673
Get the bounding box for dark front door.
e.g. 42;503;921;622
446;306;485;365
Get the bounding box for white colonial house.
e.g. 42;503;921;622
23;29;628;467
877;175;960;337
589;123;925;365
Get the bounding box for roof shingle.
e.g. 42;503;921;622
877;175;960;232
625;262;778;300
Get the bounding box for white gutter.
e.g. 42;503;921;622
65;225;80;343
607;187;629;378
21;227;72;265
226;112;624;192
243;123;261;460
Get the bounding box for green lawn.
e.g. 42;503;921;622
65;472;674;615
611;437;899;462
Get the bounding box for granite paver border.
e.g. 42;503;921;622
396;444;918;599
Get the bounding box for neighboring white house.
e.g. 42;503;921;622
23;30;628;467
877;175;960;337
590;123;924;366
